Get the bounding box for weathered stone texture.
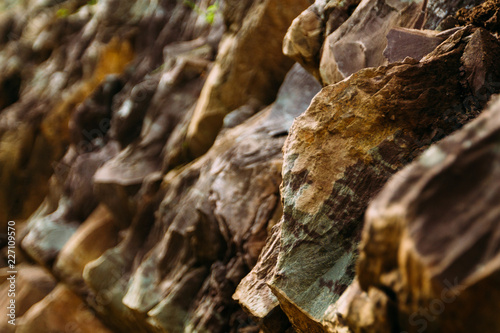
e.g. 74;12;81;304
2;0;500;332
356;95;500;333
240;26;500;333
319;0;426;85
178;0;311;161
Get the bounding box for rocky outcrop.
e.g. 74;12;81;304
2;0;500;332
283;0;490;85
238;25;500;332
177;0;311;161
352;94;500;333
81;62;320;333
0;1;135;228
456;0;500;33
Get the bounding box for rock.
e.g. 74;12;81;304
383;28;448;63
424;0;493;30
262;63;322;137
456;0;500;33
0;264;57;333
356;94;500;333
4;0;500;332
234;223;286;332
245;26;500;333
82;63;320;333
323;280;394;333
21;143;119;266
94;63;207;226
84;105;285;332
233;64;321;331
0;1;135;229
283;0;362;82
17;284;112;333
180;0;311;160
283;6;324;80
53;204;119;293
319;0;426;85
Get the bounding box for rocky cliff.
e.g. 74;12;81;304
1;0;500;332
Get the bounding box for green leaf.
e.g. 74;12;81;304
56;8;69;18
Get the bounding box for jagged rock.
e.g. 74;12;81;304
240;26;500;333
232;63;321;331
84;106;285;332
383;27;453;63
94;62;207;226
456;0;500;33
283;0;361;81
355;95;500;333
319;0;426;85
4;0;500;332
322;279;394;333
17;284;112;333
21;143;119;266
0;1;134;229
0;264;57;333
179;0;311;160
53;204;119;292
83;64;320;333
423;0;486;30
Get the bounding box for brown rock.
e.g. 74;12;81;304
383;27;447;63
319;0;426;85
456;0;500;33
181;0;310;160
356;95;500;333
0;264;57;333
283;6;324;80
53;204;119;292
283;0;363;82
85;105;285;332
245;26;500;333
82;64;320;333
17;284;112;333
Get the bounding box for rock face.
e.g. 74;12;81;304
319;0;426;85
283;0;489;85
456;0;500;33
270;26;498;332
238;25;500;332
355;94;500;333
2;0;500;332
178;0;311;161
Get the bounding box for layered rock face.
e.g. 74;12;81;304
1;0;500;332
355;95;500;333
